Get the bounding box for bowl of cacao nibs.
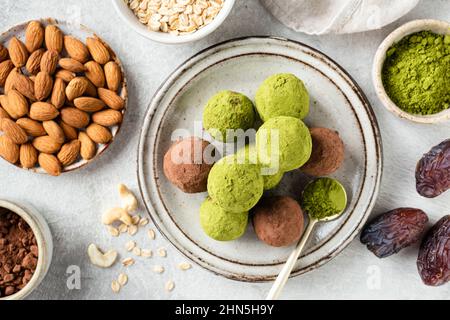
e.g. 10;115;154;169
0;18;128;176
0;200;53;300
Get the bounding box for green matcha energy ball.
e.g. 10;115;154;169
203;90;255;142
256;116;312;172
263;171;284;190
207;154;264;213
255;73;309;122
200;197;248;241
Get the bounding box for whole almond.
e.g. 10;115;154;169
5;90;28;119
55;69;76;83
9;37;29;67
78;131;96;160
45;25;63;53
0;44;9;62
34;71;53;101
16;118;46;137
25;21;44;53
104;61;121;92
64;36;90;63
59;58;86;73
82;77;98;97
74;97;105;112
98;88;125;110
57;139;81;166
66;77;88;101
51;78;66;109
84;61;105;88
40;50;59;75
26;48;45;75
0;135;19;164
32;135;62;154
38;153;61;176
0;107;11;121
60;107;90;128
92;109;123;127
30;102;59;121
86;123;112;144
1;118;28;144
4;68;19;94
13;73;36;100
43;120;65;144
0;60;14;86
60;121;78;140
20;143;38;168
86;37;110;65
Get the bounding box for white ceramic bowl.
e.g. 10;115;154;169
0;200;53;300
112;0;235;44
373;19;450;124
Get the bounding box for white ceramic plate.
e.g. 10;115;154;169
138;37;382;282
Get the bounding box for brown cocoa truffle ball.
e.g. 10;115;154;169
301;127;344;176
252;196;304;247
163;137;216;193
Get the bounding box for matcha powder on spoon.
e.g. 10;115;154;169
382;31;450;115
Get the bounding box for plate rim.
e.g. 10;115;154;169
137;36;383;282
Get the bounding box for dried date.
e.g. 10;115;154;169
360;208;428;258
416;139;450;198
417;215;450;286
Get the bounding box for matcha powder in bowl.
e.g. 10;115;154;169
382;31;450;116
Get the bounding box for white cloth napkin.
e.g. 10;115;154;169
260;0;420;35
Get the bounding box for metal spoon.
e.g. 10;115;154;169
266;178;347;300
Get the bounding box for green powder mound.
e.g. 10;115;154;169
203;90;256;142
200;197;248;241
256;116;312;172
263;171;284;190
255;73;310;122
302;178;347;220
207;154;264;213
382;31;450;115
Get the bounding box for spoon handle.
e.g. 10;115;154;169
266;219;318;300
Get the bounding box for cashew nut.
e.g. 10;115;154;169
87;244;118;268
118;184;138;213
102;207;133;226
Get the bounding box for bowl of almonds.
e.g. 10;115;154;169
0;18;127;176
113;0;235;44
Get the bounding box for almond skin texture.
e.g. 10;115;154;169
0;44;9;62
60;107;90;129
26;48;45;75
16;118;46;137
45;25;64;53
84;61;105;88
30;102;59;121
13;73;36;100
40;50;59;75
1;118;28;144
34;71;53;101
86;37;110;65
57;139;81;166
64;36;90;63
20;143;38;168
60;121;78;140
86;123;112;144
4;68;19;94
0;135;19;164
74;97;106;112
51;78;66;109
25;21;44;53
98;88;125;110
9;37;29;68
59;58;86;73
78;131;96;160
82;77;98;97
55;69;76;83
0;107;11;121
32;135;62;154
66;77;88;101
5;90;29;119
92;109;123;126
104;61;121;91
0;60;14;86
43;120;65;144
38;153;61;176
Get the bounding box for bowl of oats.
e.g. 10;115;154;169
113;0;234;44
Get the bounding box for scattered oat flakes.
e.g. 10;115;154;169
126;240;136;252
119;223;128;233
133;247;142;256
165;280;175;292
178;262;192;271
139;217;149;226
122;257;135;267
128;224;138;236
157;248;167;257
131;215;141;225
153;265;165;274
141;249;152;258
111;280;121;293
147;229;156;240
118;273;128;286
107;226;120;237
